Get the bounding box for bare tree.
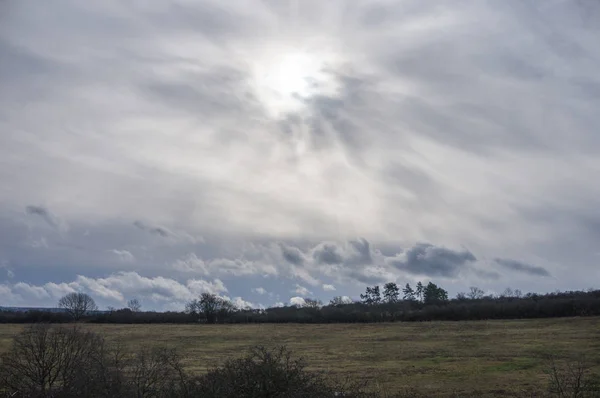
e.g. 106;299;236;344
303;298;323;309
329;296;352;306
467;286;485;300
127;298;142;312
0;324;187;398
0;324;116;397
58;292;98;320
186;293;234;324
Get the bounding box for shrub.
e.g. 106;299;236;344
186;345;375;398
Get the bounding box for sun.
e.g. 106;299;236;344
265;52;317;98
251;49;339;116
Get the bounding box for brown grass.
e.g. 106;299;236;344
1;317;599;397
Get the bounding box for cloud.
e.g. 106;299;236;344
0;271;228;309
1;0;599;304
312;243;344;265
386;243;477;278
25;205;66;231
187;278;228;296
279;243;306;266
227;296;255;310
172;253;277;277
172;253;208;273
322;284;336;291
133;221;203;244
289;297;306;307
293;284;312;296
133;221;172;238
110;249;135;263
252;287;267;295
494;258;551;277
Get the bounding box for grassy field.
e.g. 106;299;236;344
1;317;599;396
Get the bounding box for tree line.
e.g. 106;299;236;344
1;282;600;324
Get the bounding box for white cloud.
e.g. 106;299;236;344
12;282;51;301
172;254;277;277
0;271;229;310
110;249;135;263
293;284;312;296
228;296;255;310
289;297;306;307
322;284;336;291
187;278;228;296
252;287;267;295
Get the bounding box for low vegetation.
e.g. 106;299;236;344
0;318;599;397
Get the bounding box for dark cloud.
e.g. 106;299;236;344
347;238;373;266
346;269;387;285
25;205;58;229
494;258;551;277
279;243;305;266
142;66;259;118
312;243;343;265
388;243;477;278
133;221;171;238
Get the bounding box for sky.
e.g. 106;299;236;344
1;0;599;311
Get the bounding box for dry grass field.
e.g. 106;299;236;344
1;317;599;397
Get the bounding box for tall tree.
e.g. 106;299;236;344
58;292;98;320
402;283;415;301
383;282;400;303
416;281;424;302
360;285;381;305
423;282;449;305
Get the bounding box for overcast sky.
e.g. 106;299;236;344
1;0;599;310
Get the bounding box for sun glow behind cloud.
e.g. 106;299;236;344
1;0;600;310
250;46;341;116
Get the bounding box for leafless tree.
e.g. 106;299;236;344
127;298;142;312
329;296;352;306
0;324;118;397
186;293;235;324
303;298;323;309
58;292;98;320
467;286;485;300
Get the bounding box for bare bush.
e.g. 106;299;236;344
545;356;600;398
0;324;120;397
129;346;186;398
186;345;376;398
0;325;188;398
